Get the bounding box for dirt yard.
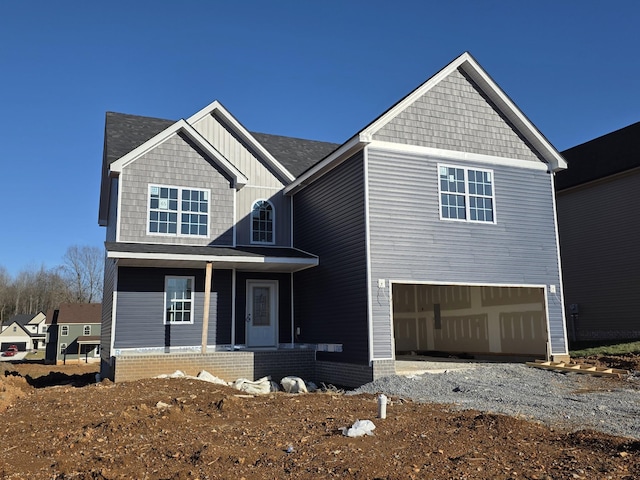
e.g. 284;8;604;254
0;357;638;479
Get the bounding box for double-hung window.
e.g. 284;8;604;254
165;276;194;324
83;325;91;335
149;185;209;236
439;165;495;223
61;325;69;336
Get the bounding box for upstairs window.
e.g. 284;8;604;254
83;325;91;335
61;325;69;336
439;165;495;223
149;185;209;236
251;200;274;244
165;276;194;324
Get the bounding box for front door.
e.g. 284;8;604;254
246;280;278;347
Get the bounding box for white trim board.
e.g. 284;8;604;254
369;141;550;172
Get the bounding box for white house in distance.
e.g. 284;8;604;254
0;312;47;351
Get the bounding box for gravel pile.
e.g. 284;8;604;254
350;363;640;439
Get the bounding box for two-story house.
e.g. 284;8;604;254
45;303;102;364
0;312;47;351
99;52;569;386
556;122;640;342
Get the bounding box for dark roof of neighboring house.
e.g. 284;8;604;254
5;314;35;326
103;112;339;179
556;122;640;190
45;303;102;325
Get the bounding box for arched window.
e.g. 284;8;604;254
251;200;274;244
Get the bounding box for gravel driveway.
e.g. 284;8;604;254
350;362;640;439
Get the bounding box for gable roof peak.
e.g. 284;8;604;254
360;51;566;172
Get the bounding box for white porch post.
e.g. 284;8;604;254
201;262;213;354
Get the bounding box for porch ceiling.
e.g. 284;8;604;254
105;242;318;273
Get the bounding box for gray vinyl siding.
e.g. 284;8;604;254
293;152;369;364
375;68;542;163
236;188;292;247
100;256;116;360
367;148;566;355
556;169;640;340
113;267;232;349
118;133;234;245
234;272;292;345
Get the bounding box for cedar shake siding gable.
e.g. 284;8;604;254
118;132;234;246
374;68;543;163
293;152;369;364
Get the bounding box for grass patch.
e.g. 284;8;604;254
24;350;45;360
570;340;640;357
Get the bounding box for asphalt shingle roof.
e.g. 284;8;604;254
557;122;640;190
103;112;339;179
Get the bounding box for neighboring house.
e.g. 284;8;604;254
45;303;101;364
0;312;47;351
99;52;569;386
556;122;640;342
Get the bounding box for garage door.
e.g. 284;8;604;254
392;284;547;357
1;342;27;351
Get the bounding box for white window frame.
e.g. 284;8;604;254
60;343;67;354
147;184;210;237
438;164;496;224
250;199;275;245
164;276;195;325
83;325;91;335
61;325;69;336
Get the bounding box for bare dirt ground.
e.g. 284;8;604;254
0;356;638;480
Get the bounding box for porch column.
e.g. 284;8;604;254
201;262;213;354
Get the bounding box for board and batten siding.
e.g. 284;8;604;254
367;148;567;356
113;267;232;350
191;113;285;188
118;133;234;246
556;169;640;340
293;152;369;364
374;68;542;164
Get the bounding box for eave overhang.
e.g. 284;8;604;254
283;135;369;195
105;243;318;273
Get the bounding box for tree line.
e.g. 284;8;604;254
0;245;103;324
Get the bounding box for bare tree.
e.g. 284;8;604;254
62;246;104;303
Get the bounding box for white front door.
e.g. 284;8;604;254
246;280;278;347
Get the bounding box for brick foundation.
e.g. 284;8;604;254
104;351;396;388
111;350;316;384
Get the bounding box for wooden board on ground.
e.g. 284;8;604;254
526;359;629;377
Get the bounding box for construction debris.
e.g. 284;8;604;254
526;360;629;377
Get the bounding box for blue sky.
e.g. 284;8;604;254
0;1;638;277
